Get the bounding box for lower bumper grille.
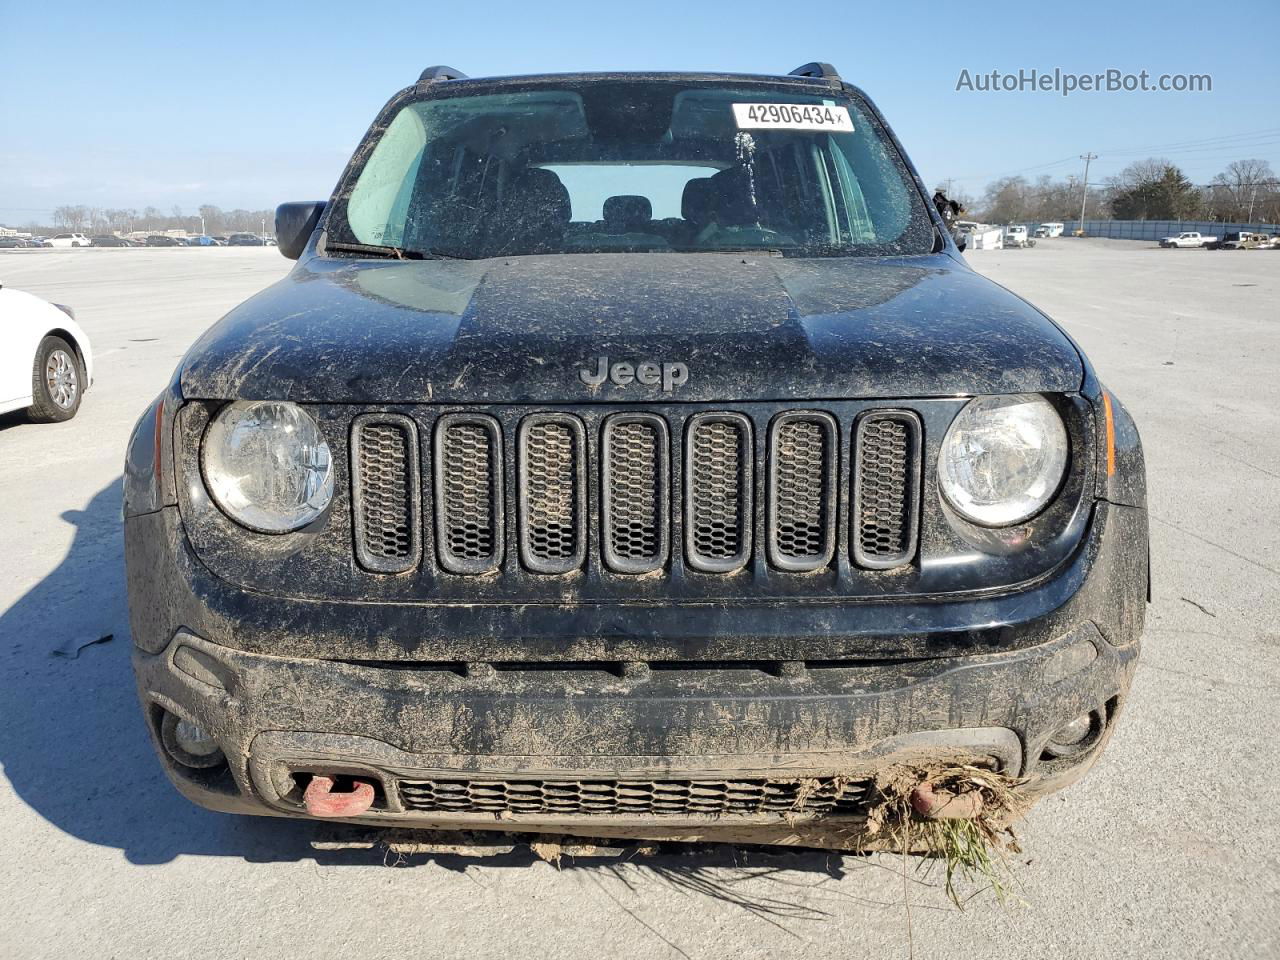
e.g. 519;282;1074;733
398;775;874;818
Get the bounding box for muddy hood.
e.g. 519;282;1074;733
180;253;1083;403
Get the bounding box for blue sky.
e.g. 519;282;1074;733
1;0;1276;224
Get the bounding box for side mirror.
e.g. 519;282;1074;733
275;201;326;260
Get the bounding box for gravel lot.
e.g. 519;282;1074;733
1;241;1276;959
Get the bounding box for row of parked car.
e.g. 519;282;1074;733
1157;230;1280;249
0;233;275;249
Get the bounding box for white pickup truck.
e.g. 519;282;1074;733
1158;231;1216;248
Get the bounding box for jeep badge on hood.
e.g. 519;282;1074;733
579;355;689;392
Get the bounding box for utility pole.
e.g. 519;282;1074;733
1078;153;1097;236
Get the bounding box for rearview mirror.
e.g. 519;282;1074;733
275;201;326;260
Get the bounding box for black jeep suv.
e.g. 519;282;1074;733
124;63;1146;846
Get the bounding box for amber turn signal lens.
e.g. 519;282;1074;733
1102;392;1117;477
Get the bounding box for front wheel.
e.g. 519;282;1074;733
28;335;83;422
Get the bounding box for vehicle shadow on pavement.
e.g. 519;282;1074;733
0;478;321;865
0;478;873;891
0;410;33;431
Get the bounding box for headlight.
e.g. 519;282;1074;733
202;400;333;532
938;394;1068;526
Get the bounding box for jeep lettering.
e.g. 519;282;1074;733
580;355;689;391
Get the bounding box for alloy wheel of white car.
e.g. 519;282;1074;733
29;335;84;421
45;347;79;409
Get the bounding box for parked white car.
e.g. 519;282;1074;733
1158;231;1216;248
46;233;93;248
0;286;94;421
1039;222;1065;237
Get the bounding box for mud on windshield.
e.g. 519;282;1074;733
327;80;936;260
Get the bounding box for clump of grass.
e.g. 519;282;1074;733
863;762;1030;909
915;813;1019;906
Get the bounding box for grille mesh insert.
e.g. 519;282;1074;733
770;417;834;568
686;416;751;571
399;776;873;818
603;418;666;572
520;418;583;572
854;414;919;567
437;418;500;572
352;419;416;572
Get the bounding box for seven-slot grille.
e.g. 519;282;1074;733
350;407;923;576
398;775;874;818
853;412;922;569
768;413;837;571
434;414;503;574
518;415;586;574
684;413;753;572
602;414;669;573
351;414;420;573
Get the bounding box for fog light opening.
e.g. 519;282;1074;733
159;709;227;769
1042;709;1104;759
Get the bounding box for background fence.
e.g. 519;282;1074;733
1009;219;1278;241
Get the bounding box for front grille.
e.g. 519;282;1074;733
348;405;923;581
351;415;419;573
398;775;873;818
434;414;503;574
601;414;669;573
853;412;922;569
518;415;586;574
768;413;837;571
685;413;753;572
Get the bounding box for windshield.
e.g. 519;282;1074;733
327;80;935;259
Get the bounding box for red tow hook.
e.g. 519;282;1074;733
910;781;984;820
303;774;376;818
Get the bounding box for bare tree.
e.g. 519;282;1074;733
1207;159;1277;222
52;205;90;230
199;204;225;234
980;176;1034;223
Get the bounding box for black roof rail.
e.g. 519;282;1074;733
417;65;469;84
788;62;841;82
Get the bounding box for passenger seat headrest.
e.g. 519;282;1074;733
681;177;715;226
602;195;652;233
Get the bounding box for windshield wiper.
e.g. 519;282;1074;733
324;240;459;260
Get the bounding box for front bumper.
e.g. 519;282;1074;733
129;497;1147;839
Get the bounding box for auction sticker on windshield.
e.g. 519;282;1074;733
732;103;853;132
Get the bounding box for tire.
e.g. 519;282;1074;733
28;335;84;422
71;241;80;247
